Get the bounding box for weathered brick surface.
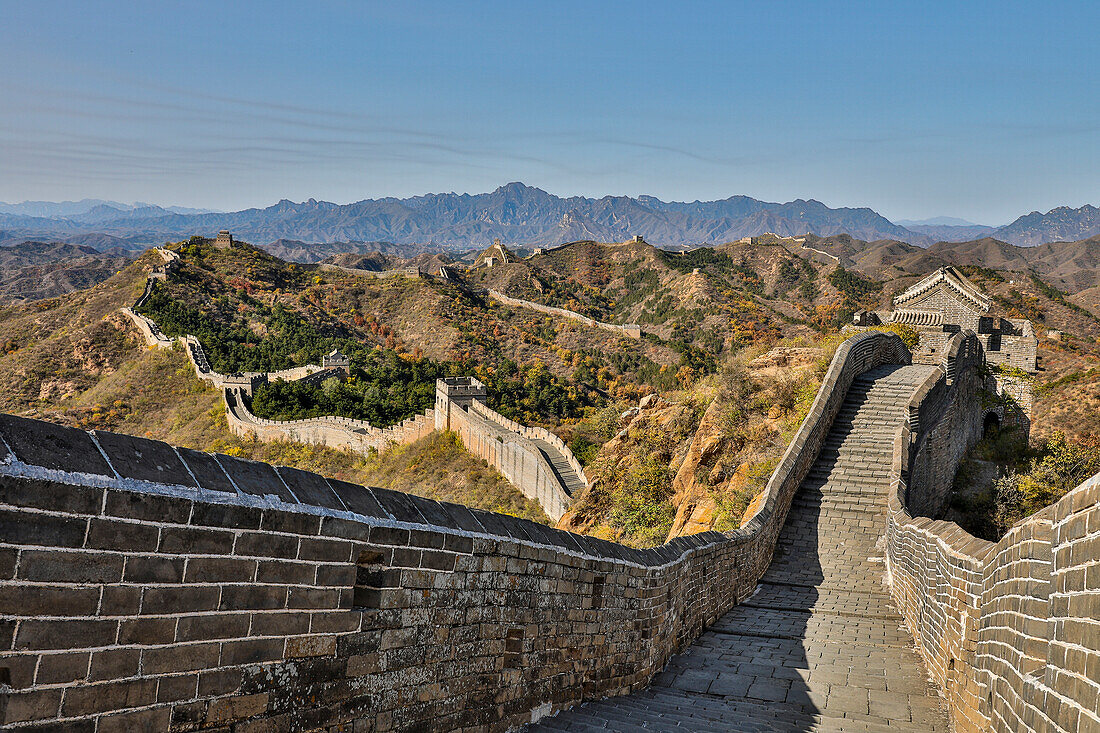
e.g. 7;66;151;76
886;332;1100;732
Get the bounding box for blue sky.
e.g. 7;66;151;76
1;0;1097;223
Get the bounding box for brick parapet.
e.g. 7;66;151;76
885;332;1100;732
0;330;913;730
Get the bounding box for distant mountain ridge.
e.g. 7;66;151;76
0;185;1096;250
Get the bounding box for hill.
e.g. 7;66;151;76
0;241;133;303
2;231;1099;546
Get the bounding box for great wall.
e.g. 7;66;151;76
119;246;587;522
1;328;1097;731
1;243;1096;732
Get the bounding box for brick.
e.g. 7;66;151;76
298;536;354;562
256;559;316;585
85;517;160;552
88;647;141;681
205;692;269;724
17;549;123;584
198;667;242;697
141;585;220;615
124;555;185;584
104;488;192;524
315;563;356;587
248;611;310;637
1;688;63;723
0;508;87;548
220;637;285;666
276;466;343;510
0;546;17;578
319;515;371;541
190;501;261;530
175;613;250;642
118;617;177;646
0;584;100;616
420;550;457;571
185;556;256;583
141;642;220;675
61;678;157;717
35;651;90;684
156;672;198;703
235;530;298;559
216;454;296;503
96;706;171;733
288;586;342;610
178;446;237;494
327;479;388;519
285;635;337;658
369;525;409;546
219;584;287;611
260;509;320;536
2;653;38;689
15;619;117;650
158;526;235;555
0;477;103;515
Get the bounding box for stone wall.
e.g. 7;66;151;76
487;290;641;339
468;401;589;494
885;333;1100;733
434;382;574;522
0;331;913;731
224;389;435;455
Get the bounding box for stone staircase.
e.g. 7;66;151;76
530;364;951;732
531;436;587;496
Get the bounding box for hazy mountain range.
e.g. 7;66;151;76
1;184;1096;250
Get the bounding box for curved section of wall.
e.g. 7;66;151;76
437;396;573;521
488;289;642;338
467;400;589;492
885;332;1100;732
224;389;434;454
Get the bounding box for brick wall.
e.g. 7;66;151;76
885;333;1100;733
0;331;912;731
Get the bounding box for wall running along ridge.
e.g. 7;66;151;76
885;332;1100;732
487;289;642;339
120;249;587;521
0;331;913;731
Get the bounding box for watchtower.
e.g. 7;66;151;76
434;377;487;431
214;230;234;249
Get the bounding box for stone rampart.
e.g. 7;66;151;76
224;389;435;455
0;331;915;731
467;401;589;493
434;385;573;522
885;332;1100;732
487;290;641;339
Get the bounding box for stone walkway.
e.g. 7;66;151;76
530;364;951;732
531;436;588;496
